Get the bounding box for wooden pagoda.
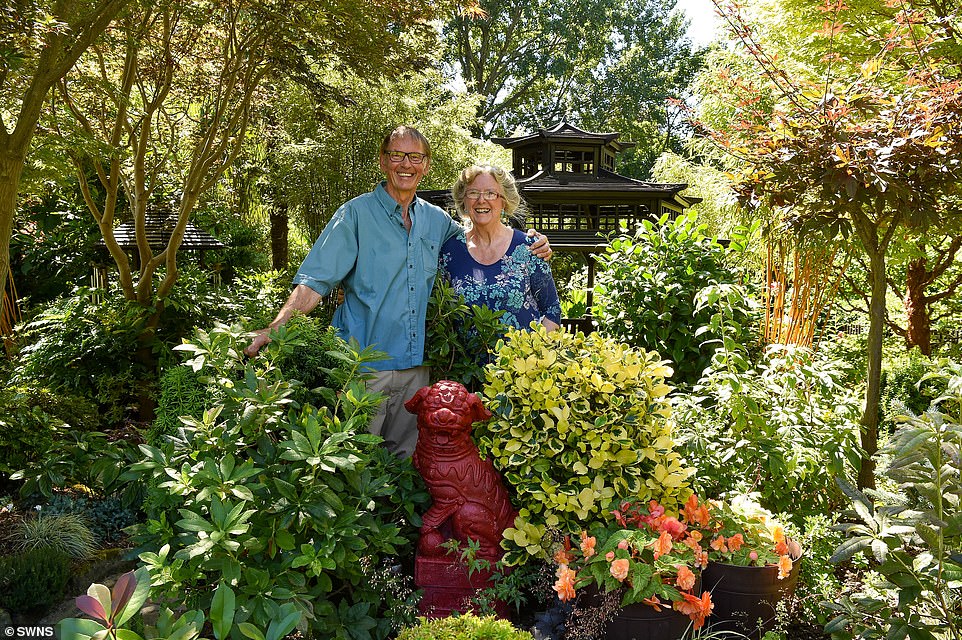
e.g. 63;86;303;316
421;122;697;249
420;122;699;323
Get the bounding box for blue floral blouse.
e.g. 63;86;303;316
440;229;562;331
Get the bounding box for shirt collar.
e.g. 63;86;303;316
376;181;420;231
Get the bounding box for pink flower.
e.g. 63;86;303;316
606;551;615;561
617;539;629;550
610;558;630;582
661;517;688;540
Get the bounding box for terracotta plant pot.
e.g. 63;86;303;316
702;540;803;640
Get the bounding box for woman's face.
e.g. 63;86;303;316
464;173;504;228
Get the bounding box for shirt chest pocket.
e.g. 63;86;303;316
420;238;438;276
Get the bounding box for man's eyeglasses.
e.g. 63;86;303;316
385;150;427;164
465;189;503;200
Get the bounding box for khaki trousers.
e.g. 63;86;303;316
366;366;429;458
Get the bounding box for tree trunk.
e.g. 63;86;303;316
858;245;887;490
270;203;289;271
0;151;27;321
903;257;931;355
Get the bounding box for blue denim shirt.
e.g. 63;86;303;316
293;182;462;371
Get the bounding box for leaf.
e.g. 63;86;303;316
265;612;301;640
211;583;236;640
830;535;872;564
75;595;109;624
110;571;137;619
237;623;266;640
58;618;107;640
114;567;152;626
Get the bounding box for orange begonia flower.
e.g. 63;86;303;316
675;565;696;591
653;530;673;559
554;565;577;601
554;536;574;565
642;595;663;612
610;558;630;582
673;591;714;629
689;530;703;542
697;550;709;568
772;525;785;544
775;539;789;556
682;535;702;554
683;494;711;527
778;555;793;579
580;532;597;559
728;533;744;551
606;551;615;561
710;535;728;553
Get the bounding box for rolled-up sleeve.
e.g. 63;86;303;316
292;206;358;297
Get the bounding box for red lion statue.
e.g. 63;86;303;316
405;380;517;561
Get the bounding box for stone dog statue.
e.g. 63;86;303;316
404;380;517;561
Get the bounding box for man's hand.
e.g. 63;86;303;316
244;328;272;358
526;229;552;260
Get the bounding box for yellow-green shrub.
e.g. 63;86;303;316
477;325;693;564
397;614;534;640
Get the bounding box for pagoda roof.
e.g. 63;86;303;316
98;214;225;250
491;122;635;151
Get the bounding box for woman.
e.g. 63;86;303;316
440;164;561;333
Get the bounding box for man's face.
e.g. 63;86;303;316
379;135;431;201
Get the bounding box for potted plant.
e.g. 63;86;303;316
551;500;714;639
683;493;802;639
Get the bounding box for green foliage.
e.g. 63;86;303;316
126;323;429;639
271;314;357;409
592;213;757;387
10;428;138;501
41;494;138;546
826;360;962;640
425;278;508;391
10;512;98;559
795;513;845;627
397;613;534;640
0;547;72;614
0;401;56;479
674;344;863;519
10;288;154;426
477;324;692;564
151;365;211;445
11;193;100;308
879;349;945;431
58;567;251;640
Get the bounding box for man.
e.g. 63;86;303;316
246;125;550;457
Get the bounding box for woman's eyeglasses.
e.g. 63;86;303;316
465;189;503;200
